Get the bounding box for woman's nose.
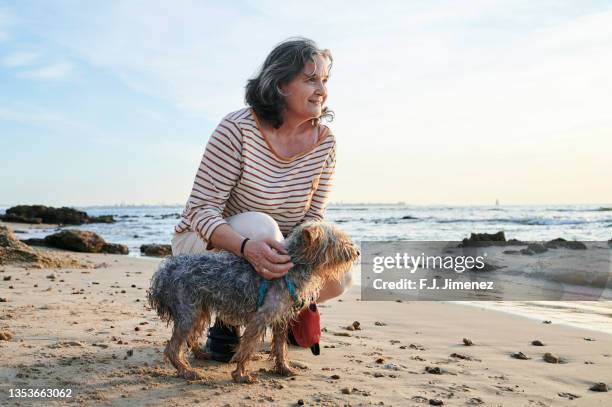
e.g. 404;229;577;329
315;82;326;96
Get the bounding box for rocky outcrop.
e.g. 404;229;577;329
459;232;524;247
0;226;85;268
0;205;115;225
140;244;172;257
43;230;128;254
544;238;587;250
101;243;129;255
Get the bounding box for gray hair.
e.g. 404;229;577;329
245;37;334;129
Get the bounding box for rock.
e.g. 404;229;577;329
330;374;340;380
375;357;385;364
0;205;114;225
459;232;525;247
520;248;534;255
374;321;387;326
511;352;530;360
531;340;545;346
0;226;85;268
401;215;417;220
450;353;479;361
589;382;608;392
0;330;13;341
102;243;129;255
463;338;473;346
425;366;441;374
44;230;106;253
20;238;47;247
341;387;351;395
429;400;444;406
140;244;172;257
542;320;552;324
543;352;560;363
297;400;305;406
527;243;547;254
384;363;400;370
345;321;361;331
544;238;587;250
503;250;521;255
565;241;587;250
558;392;580;400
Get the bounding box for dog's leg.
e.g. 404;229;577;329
271;322;297;377
164;321;205;380
231;316;266;384
189;307;212;360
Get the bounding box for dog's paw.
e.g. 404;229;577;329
180;369;205;381
232;370;258;384
275;365;298;377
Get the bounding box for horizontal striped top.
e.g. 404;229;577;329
175;107;336;243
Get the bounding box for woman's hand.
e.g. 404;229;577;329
243;238;293;280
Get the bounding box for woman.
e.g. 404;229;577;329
172;37;352;362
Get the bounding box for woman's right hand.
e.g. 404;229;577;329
243;238;293;280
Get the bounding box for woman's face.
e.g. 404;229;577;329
280;54;330;121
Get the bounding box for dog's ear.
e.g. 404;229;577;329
302;224;322;246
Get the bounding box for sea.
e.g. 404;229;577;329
2;203;611;334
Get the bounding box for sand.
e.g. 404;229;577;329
1;245;611;406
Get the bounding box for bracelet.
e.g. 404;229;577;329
240;238;250;256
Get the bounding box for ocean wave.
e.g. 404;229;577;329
433;218;605;226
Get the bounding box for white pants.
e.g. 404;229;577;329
171;211;353;302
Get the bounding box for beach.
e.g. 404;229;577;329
1;225;611;406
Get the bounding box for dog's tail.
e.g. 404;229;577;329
147;257;178;323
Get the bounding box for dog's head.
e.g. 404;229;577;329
288;221;360;281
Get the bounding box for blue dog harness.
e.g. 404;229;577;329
257;275;304;310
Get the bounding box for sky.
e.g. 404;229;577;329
1;0;611;207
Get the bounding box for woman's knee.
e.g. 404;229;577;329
171;231;207;256
226;211;283;242
317;270;353;303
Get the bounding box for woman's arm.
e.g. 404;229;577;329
184;115;292;279
182;115;243;243
209;224;293;280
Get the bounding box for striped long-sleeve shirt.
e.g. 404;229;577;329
175;107;336;243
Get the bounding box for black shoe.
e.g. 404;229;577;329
204;318;240;363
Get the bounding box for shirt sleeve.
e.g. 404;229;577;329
183;116;243;243
302;141;336;223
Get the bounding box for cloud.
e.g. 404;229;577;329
2;51;39;67
0;6;12;42
17;60;74;80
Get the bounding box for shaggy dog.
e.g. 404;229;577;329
148;221;359;383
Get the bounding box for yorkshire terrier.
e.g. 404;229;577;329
148;221;359;383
